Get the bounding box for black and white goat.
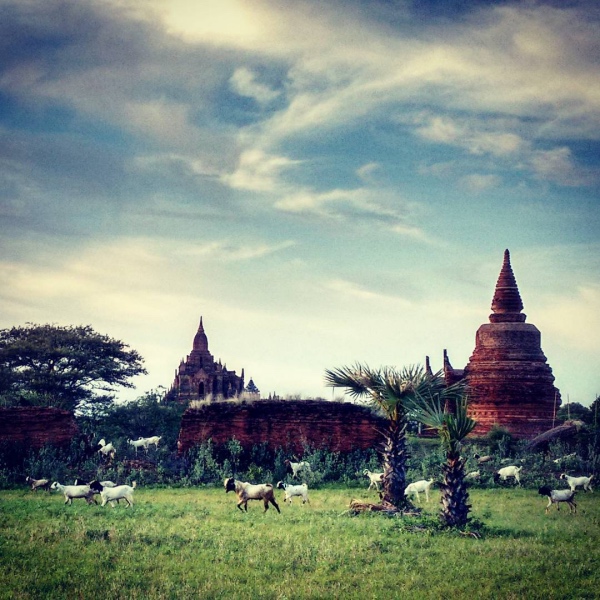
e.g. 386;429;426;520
90;480;136;507
284;459;311;479
276;481;310;504
224;478;280;513
560;473;594;493
538;486;577;514
97;439;116;460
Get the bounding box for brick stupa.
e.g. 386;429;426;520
445;249;561;438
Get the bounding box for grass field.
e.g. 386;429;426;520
1;485;598;599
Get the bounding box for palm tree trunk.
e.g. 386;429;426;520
381;420;411;509
439;453;471;527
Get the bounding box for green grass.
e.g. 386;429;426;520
1;486;598;599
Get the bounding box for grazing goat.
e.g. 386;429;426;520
90;480;136;507
474;453;493;465
465;470;481;481
97;439;116;459
128;438;148;454
495;465;523;485
276;481;310;504
224;478;280;513
50;482;96;505
404;479;434;503
553;453;577;464
25;476;50;492
284;460;311;479
363;469;384;491
538;486;577;514
560;473;594;493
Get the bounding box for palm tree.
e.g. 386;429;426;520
324;363;453;510
405;389;476;527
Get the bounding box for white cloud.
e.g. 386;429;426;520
223;149;300;192
535;285;600;353
179;240;296;261
460;173;502;193
229;67;281;104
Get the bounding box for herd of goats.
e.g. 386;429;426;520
22;447;595;516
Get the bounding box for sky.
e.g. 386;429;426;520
1;0;599;406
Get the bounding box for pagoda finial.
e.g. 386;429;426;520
193;315;209;351
489;249;526;323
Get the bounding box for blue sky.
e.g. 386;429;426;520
1;0;598;405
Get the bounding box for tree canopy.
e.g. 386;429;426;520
0;323;147;413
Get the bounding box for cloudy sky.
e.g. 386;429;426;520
1;0;598;406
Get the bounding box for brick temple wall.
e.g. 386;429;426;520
0;407;79;449
177;400;387;455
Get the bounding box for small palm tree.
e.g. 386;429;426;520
405;389;476;527
324;363;452;510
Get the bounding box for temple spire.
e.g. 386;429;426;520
193;315;209;351
489;249;526;323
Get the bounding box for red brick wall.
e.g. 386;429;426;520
177;400;387;454
0;407;79;449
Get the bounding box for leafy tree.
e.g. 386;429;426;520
404;389;476;528
0;323;146;413
324;363;461;510
556;402;593;424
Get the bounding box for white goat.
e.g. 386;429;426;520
560;473;594;492
50;482;96;505
128;438;148;454
552;453;577;464
404;479;434;503
224;478;280;513
25;476;50;492
144;435;161;449
363;469;384;491
90;480;136;507
495;465;523;485
474;453;493;465
538;486;577;514
284;460;311;479
465;470;481;480
276;481;310;504
97;439;116;459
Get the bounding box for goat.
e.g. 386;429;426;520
224;478;280;513
404;479;434;503
128;438;148;454
552;453;577;464
465;470;481;480
538;486;577;514
362;469;384;491
560;473;594;493
474;453;493;465
50;481;97;505
144;435;161;450
90;480;136;507
25;476;50;492
276;481;310;504
284;460;311;479
97;439;116;459
495;465;522;485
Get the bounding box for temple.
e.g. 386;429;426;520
167;318;246;403
443;249;561;438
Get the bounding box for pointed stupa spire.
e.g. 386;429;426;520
425;355;433;377
489;249;526;323
193;316;209;351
